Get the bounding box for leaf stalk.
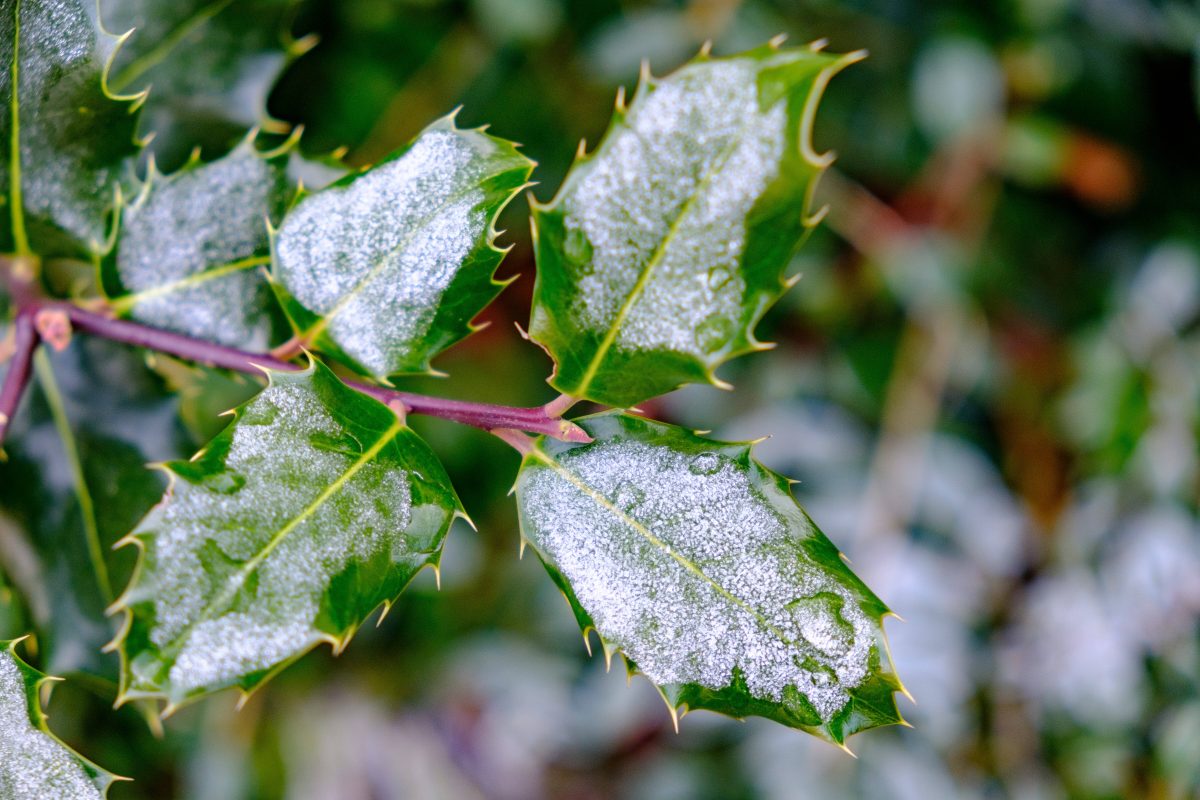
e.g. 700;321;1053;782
16;295;590;443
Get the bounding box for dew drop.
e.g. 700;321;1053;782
788;593;854;658
565;227;594;269
707;265;734;290
204;471;246;495
689;452;722;475
694;314;733;354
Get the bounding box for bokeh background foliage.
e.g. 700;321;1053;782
2;0;1199;797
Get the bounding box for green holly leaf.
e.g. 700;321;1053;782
514;412;906;745
105;0;310;169
0;639;123;799
529;42;863;407
0;0;141;258
101;136;294;349
271;114;534;379
111;360;463;711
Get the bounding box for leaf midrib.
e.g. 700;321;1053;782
160;416;404;661
571;112;761;399
7;0;28;255
531;447;802;650
113;253;270;312
294;174;490;349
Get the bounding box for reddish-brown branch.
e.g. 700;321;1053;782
0;311;39;450
0;254;588;445
41;301;590;442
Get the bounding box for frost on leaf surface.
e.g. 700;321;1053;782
0;0;140;257
529;43;862;407
515;413;905;743
0;643;117;799
113;361;462;709
104;140;293;349
272;115;534;378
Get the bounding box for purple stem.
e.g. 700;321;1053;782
44;301;589;442
0;311;38;449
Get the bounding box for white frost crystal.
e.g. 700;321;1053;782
116;145;283;349
0;651;103;800
564;60;786;358
519;439;873;722
1;0;132;252
142;381;413;693
274;128;489;374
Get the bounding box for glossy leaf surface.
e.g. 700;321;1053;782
530;43;861;407
102;138;293;349
0;640;120;799
0;0;140;257
105;0;306;167
112;360;462;710
514;412;905;743
271;115;534;378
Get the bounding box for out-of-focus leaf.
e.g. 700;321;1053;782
0;571;28;640
101;137;294;350
112;360;463;710
0;640;121;799
0;0;140;257
0;339;179;681
514;411;905;744
529;41;860;407
271;114;533;378
105;0;309;168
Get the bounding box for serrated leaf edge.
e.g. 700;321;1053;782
513;413;909;745
6;0;146;260
1;637;129;794
99;127;300;308
529;39;866;404
103;359;467;717
268;110;536;380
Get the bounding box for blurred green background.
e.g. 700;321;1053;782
3;0;1200;797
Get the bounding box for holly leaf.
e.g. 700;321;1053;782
271;114;534;379
105;0;310;169
111;359;463;711
529;42;863;407
514;412;906;744
0;639;123;799
101;136;294;350
0;0;141;258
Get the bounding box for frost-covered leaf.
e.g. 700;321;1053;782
105;0;308;169
0;640;121;799
112;360;462;710
529;42;862;407
271;114;534;379
0;0;141;257
101;137;294;349
514;412;905;744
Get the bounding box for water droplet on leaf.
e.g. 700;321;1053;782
788;593;854;658
689;452;722;475
564;227;594;271
694;314;733;354
707;265;734;290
